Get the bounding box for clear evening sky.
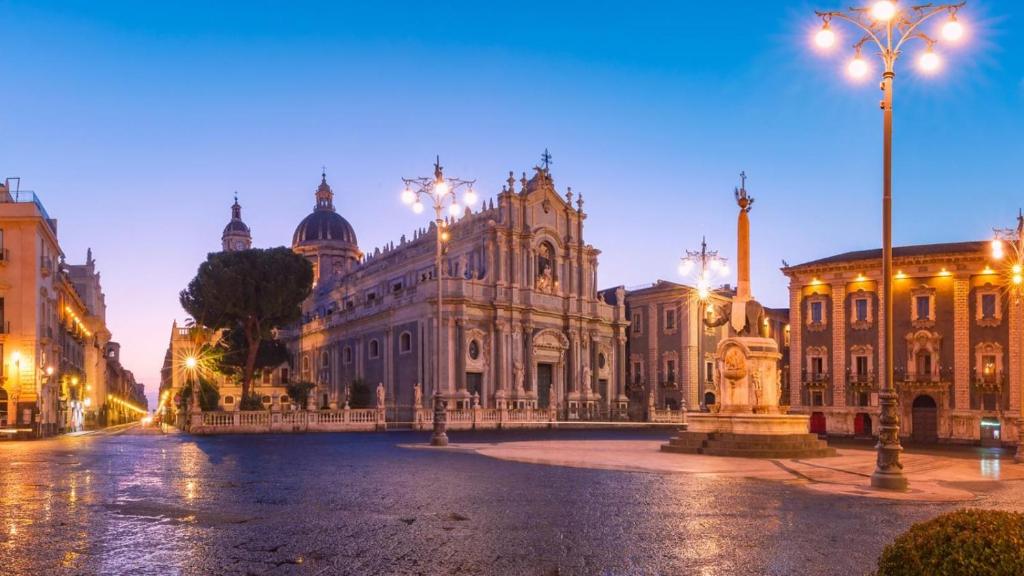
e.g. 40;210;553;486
2;1;1021;408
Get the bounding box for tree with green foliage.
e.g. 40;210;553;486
179;377;221;412
180;247;312;402
286;381;316;408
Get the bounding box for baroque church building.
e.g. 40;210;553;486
283;165;630;422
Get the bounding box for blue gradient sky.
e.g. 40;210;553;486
2;1;1021;407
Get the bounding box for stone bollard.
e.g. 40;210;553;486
431;391;448;446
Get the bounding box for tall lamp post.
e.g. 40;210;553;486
811;0;968;491
678;237;729;410
402;157;477;447
990;212;1024;462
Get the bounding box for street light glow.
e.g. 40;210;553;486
185;356;198;370
448;202;461;217
678;260;694;276
992;239;1005;259
412;200;425;214
815;24;836;49
463;187;478;206
847;56;869;79
942;16;964;42
434;180;450;196
401;187;416;205
871;1;897;22
918;49;941;73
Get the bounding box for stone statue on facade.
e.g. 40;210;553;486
376;383;386;409
413;383;422;408
513;360;525;393
536;265;555;293
582;365;592;393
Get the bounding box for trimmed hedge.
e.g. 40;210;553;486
875;509;1024;576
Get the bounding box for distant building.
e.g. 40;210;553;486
285;165;630;420
623;281;731;417
0;178;143;436
783;241;1017;445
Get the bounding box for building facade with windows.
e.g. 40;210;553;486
286;166;629;422
783;241;1019;445
0;179;143;436
623;281;731;418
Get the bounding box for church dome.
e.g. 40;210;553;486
292;172;359;249
223;219;251;235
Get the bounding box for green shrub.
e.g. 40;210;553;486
286;381;315;408
875;509;1024;576
179;378;220;411
238;394;265;411
349;378;372;408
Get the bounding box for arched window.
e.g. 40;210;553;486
369;339;380;359
399;332;412;354
223;395;235;405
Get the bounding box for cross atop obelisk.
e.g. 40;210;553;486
734;171;755;302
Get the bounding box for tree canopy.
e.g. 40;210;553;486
180;247;312;400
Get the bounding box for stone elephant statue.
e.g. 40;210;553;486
705;300;767;338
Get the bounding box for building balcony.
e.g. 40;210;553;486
801;371;830;388
846;371;876;389
660;373;679;389
972;371;1005;391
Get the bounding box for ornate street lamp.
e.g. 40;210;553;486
402;157;477;447
679;237;729;409
990;212;1024;462
811;1;968;490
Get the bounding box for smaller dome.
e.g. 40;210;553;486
223;220;251;235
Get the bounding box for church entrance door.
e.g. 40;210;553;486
536;364;553;409
911;395;938;443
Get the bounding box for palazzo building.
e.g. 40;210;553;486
783;241;1020;445
0;179;144;436
286;165;629;421
623;281;731;417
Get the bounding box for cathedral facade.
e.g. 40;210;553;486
284;166;630;422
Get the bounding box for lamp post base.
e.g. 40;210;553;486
430;391;448;447
430;429;449;447
870;391;908;491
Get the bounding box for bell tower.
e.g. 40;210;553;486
222;194;252;251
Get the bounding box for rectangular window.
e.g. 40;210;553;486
810;301;823;324
811;357;824;376
916;295;931;320
280;368;290;385
981;293;997;319
855;298;868;322
666;360;676;381
855;356;868;377
262;371;271;384
665;309;676;332
705;361;713;383
632;361;642;382
632;312;642;334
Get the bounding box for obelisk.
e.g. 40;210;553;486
735;171;752;302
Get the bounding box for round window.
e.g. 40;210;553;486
469;340;480;360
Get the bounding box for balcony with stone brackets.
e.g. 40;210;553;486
801;370;831;389
894;365;954;391
971;369;1005;393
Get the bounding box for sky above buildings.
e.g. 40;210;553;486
2;1;1022;407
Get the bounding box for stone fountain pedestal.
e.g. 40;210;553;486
662;337;834;458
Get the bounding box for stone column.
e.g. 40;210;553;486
952;277;970;411
616;332;628;401
647;304;659;408
384;327;394;406
524;324;535;394
494;321;506;408
832;283;847;408
455;320;466;392
1010;298;1022;415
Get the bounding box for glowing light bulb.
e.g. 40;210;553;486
847;56;869;79
1014;274;1023;286
719;264;729;276
185;357;197;369
871;1;896;22
463;188;478;206
412;201;424;214
918;49;941;73
401;187;416;205
992;239;1004;259
815;24;836;49
1013;264;1022;275
449;202;461;217
942;17;963;42
679;260;694;276
434;181;449;196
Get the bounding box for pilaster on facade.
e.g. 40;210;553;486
789;285;802;407
1009;300;1022;414
953;277;971;411
831;283;846;408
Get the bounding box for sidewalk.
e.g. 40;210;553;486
408;438;1024;503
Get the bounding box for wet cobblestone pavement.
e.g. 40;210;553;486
2;428;1022;575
